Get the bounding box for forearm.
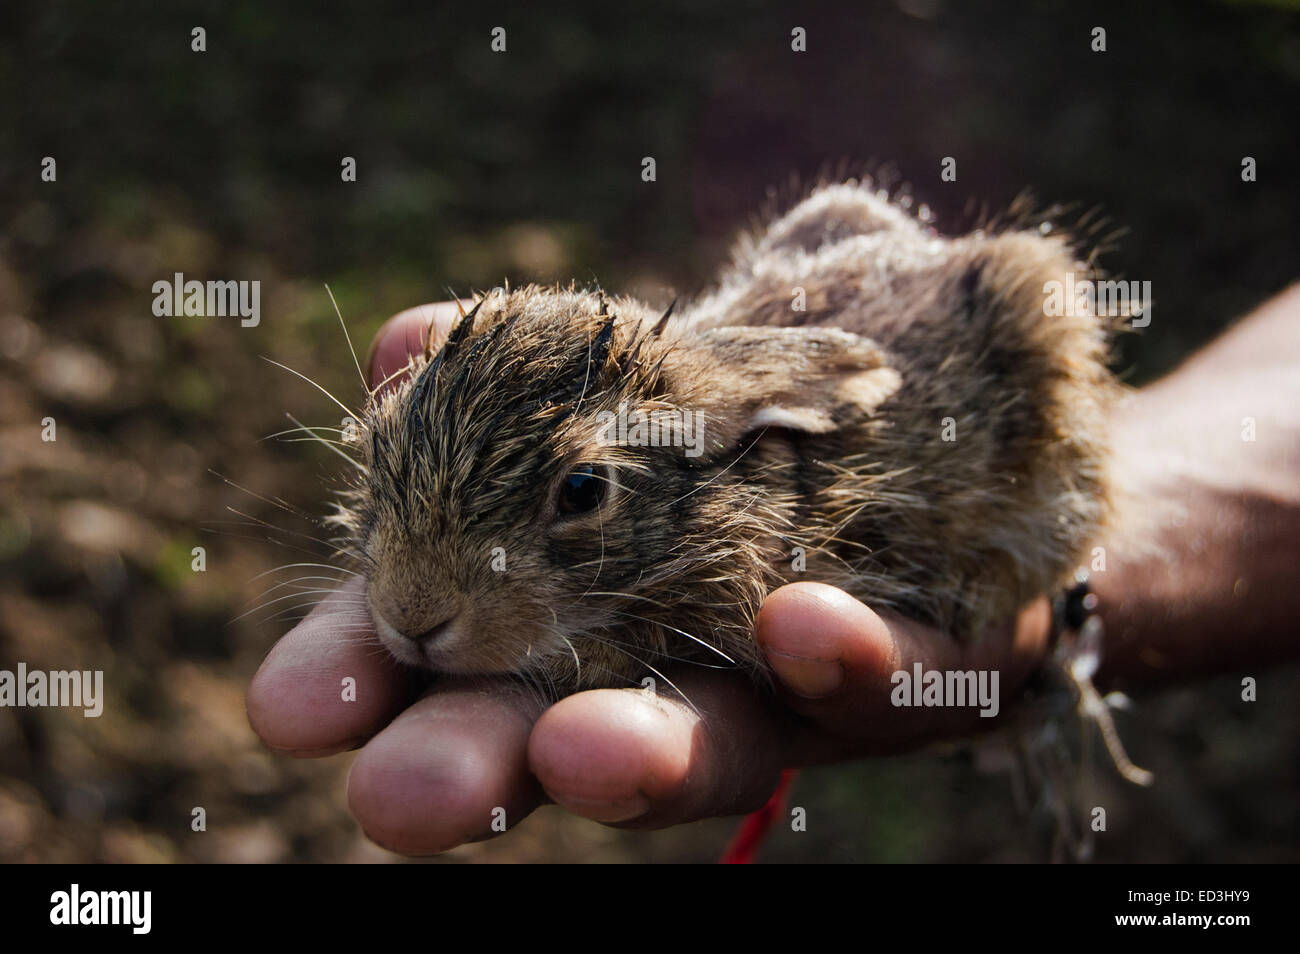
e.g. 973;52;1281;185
1094;285;1300;688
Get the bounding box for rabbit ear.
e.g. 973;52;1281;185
663;326;901;445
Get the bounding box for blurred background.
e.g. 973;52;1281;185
1;0;1298;862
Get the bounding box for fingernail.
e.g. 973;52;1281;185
545;790;650;824
767;651;844;699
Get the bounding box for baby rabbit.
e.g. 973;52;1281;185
330;181;1118;694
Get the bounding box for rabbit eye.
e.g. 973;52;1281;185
557;465;607;516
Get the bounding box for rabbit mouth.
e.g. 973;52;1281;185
369;603;518;674
370;610;430;667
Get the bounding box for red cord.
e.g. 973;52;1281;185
718;769;798;864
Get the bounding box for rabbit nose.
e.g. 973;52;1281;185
410;616;456;645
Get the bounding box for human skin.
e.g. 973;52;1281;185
246;286;1300;855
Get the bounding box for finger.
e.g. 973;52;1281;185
347;679;545;856
527;672;819;829
756;582;1050;749
364;301;468;393
246;577;420;757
